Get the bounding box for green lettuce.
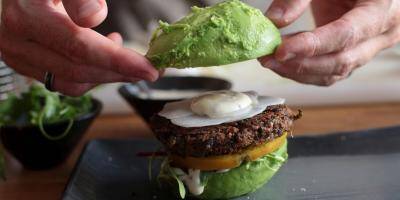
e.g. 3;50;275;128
0;84;92;138
158;140;288;199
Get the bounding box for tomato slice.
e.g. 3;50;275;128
170;132;287;171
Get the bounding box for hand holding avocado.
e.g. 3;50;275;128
148;0;400;87
259;0;400;86
1;0;397;96
0;0;159;96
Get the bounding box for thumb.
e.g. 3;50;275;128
107;32;123;46
61;0;108;28
266;0;311;28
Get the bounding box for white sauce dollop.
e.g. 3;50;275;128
171;167;232;196
190;90;253;118
173;168;205;196
216;168;231;173
159;90;285;128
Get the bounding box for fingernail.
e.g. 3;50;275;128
148;73;159;82
78;0;102;19
262;58;280;70
139;71;158;82
266;8;284;20
280;53;296;62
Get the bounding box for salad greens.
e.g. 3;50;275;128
0;84;93;180
0;84;92;137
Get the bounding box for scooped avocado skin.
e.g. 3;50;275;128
146;0;282;69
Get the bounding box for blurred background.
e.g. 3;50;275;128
1;0;400;113
0;60;15;101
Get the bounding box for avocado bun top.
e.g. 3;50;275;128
146;0;281;69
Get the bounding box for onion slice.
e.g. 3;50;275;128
158;91;285;128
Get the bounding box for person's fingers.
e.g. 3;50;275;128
61;0;108;28
0;31;138;83
275;3;389;62
260;56;343;86
266;0;312;28
282;55;353;77
1;54;97;96
310;0;355;27
288;75;345;86
159;69;166;77
258;55;277;70
260;27;399;86
2;1;158;81
280;27;399;76
52;77;98;97
107;32;123;46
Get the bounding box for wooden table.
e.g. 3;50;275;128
1;103;400;200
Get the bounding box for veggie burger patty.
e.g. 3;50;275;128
151;105;301;157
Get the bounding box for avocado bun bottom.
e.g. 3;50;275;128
158;140;288;200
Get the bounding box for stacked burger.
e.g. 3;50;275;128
151;90;301;199
147;1;299;198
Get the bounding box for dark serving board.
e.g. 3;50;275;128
63;126;400;200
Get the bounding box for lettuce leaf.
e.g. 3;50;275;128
0;84;92;139
158;159;186;199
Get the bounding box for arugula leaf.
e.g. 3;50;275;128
158;159;186;199
0;84;93;138
169;167;186;199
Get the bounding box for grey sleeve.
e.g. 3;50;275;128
95;0;198;43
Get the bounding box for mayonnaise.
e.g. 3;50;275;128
159;90;285;128
173;168;205;196
216;168;231;173
190;90;253;118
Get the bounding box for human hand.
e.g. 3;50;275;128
259;0;400;86
0;0;159;96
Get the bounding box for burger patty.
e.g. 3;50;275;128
150;105;301;157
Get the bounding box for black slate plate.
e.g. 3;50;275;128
63;126;400;200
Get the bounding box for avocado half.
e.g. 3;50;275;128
158;140;288;200
146;0;282;69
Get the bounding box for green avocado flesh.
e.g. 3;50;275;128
146;0;282;69
158;140;288;200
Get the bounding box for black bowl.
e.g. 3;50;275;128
119;76;232;122
0;99;102;170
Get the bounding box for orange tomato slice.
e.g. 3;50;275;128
170;132;287;171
